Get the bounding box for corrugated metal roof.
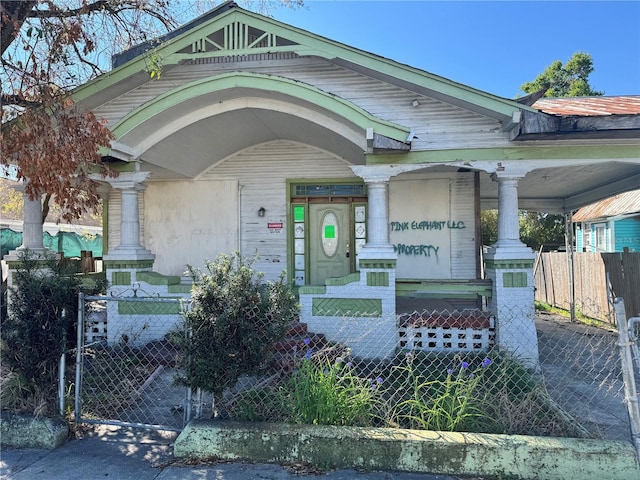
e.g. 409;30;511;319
533;96;640;116
573;189;640;221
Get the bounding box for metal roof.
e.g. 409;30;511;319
572;189;640;221
533;96;640;116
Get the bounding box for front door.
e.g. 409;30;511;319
309;203;351;285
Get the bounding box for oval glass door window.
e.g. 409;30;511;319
321;211;339;257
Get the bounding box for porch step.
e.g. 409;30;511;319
270;322;329;372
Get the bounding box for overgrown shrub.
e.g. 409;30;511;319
1;251;104;414
175;252;299;407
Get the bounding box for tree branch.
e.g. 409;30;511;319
1;93;41;109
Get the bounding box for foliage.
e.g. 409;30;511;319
288;347;381;426
176;252;299;401
520;51;604;98
480;209;498;247
481;209;565;250
388;354;495;432
1;100;116;223
519;211;565;251
0;251;105;414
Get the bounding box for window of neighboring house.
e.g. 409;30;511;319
594;223;607;252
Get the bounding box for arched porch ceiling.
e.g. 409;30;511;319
111;72;410;179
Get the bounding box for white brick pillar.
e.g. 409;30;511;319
484;172;539;370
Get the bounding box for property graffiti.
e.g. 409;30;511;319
390;220;466;231
393;244;439;258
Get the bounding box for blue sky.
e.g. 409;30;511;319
272;1;640;99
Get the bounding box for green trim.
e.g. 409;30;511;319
111;72;410;142
396;279;492;298
312;298;382;317
359;259;397;269
367;145;640;165
485;259;534;270
503;272;528;288
112;271;131;285
325;273;361;286
103;259;155;269
118;300;183;315
168;284;192;294
108;162;137;173
102;199;109;255
367;272;389;287
298;285;327;295
137;271;180;286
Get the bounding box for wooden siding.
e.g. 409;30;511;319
614;217;640;252
199;140;357;281
450;173;477;278
93;56;509;152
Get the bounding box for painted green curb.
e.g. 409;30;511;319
0;413;68;449
174;420;640;480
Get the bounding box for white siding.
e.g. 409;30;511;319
94;56;508;151
450;173;477;278
200;140;357;280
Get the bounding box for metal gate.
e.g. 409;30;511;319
74;292;192;431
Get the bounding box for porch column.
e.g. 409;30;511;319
3;184;54;308
485;172;539;370
4;183;49;257
102;172;154;261
102;172;155;294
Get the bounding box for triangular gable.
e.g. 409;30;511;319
74;1;533;128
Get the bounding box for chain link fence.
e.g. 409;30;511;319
74;294;191;431
72;291;636;444
177;297;632;442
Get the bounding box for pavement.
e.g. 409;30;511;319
0;424;465;480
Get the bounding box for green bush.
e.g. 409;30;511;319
1;251;104;414
176;252;299;405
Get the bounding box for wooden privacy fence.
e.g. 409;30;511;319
534;251;640;324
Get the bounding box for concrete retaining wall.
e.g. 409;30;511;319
174;420;640;480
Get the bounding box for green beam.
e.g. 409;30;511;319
367;144;640;165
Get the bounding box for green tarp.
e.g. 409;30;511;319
1;228;102;258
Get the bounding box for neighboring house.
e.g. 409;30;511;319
573;190;640;253
5;2;640;366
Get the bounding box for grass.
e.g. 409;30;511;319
228;348;583;437
535;301;615;330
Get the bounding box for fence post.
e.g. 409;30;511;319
58;308;67;416
615;297;640;457
74;292;85;425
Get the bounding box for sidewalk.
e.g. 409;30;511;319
0;425;461;480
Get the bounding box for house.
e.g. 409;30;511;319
572;189;640;253
5;2;640;366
